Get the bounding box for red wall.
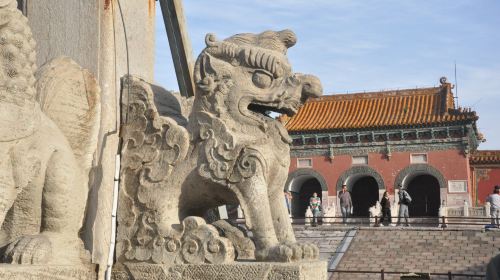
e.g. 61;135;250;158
474;167;500;205
290;149;470;196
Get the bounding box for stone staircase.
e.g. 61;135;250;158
331;227;500;279
293;225;500;279
293;225;349;261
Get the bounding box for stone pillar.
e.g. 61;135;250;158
463;200;469;217
305;207;313;226
321;191;329;207
438;205;447;227
22;0;156;274
485;202;491;217
369;201;381;226
323;196;336;225
25;1;100;74
391;197;399;225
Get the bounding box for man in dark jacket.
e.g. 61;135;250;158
338;184;352;224
397;184;412;227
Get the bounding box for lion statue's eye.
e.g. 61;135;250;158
252;70;273;89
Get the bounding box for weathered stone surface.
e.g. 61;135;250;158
112;261;327;280
0;0;99;266
35;56;101;174
116;29;323;266
212;220;255;260
151;84;191;127
0;264;97;280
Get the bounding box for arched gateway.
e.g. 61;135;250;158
286;169;327;218
395;164;446;217
336;166;385;217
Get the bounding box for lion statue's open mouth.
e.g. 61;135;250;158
245;73;323;120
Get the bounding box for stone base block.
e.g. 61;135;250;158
113;261;327;280
0;264;97;280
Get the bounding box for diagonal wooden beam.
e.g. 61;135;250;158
158;0;195;97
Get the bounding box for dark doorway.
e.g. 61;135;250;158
406;175;440;216
351;176;379;217
292;178;322;218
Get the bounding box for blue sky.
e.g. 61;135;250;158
154;0;500;149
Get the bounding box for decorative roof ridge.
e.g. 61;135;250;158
470;150;500;164
447;107;478;120
471;150;500;155
310;86;442;102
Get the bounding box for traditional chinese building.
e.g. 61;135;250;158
281;78;484;218
470;150;500;205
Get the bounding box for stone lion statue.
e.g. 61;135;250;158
0;0;99;265
117;29;322;264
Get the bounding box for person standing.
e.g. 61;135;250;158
379;191;392;226
486;185;500;228
309;192;321;226
284;191;292;217
338;184;352;224
397;184;412;227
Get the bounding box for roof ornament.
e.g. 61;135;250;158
439;76;448;85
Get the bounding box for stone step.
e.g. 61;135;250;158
332;227;499;278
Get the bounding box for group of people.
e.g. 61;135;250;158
338;183;412;226
293;183;411;226
378;184;412;226
286;183;500;228
302;183;412;226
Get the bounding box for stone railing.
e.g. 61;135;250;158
442;202;490;217
468;207;487;217
446;207;465;217
366;201;492;227
438;202;491;228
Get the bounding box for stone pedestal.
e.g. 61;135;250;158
0;264;97;280
112;261;327;280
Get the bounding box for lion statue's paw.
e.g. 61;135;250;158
1;232;89;265
297;242;320;260
1;234;52;264
256;242;319;262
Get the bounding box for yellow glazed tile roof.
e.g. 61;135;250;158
470;150;500;165
284;84;478;132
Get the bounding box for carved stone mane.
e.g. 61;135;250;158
0;0;38;142
190;31;321;185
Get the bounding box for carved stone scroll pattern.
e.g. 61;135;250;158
118;76;188;264
117;77;234;265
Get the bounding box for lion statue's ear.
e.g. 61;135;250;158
195;54;232;93
200;55;217;77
